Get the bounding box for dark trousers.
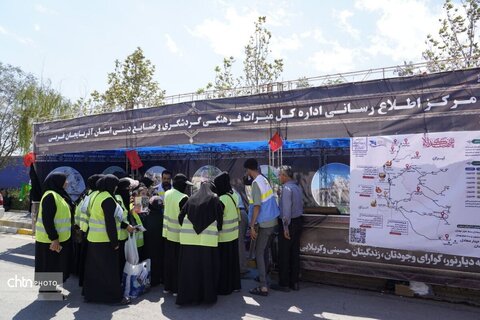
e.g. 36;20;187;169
278;217;302;287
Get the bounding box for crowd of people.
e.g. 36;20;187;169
34;158;304;306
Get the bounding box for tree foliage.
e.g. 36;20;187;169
394;61;416;76
203;16;284;96
91;47;165;111
243;16;284;88
17;83;71;153
295;76;311;89
423;0;480;72
0;62;70;169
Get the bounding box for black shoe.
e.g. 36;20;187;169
289;283;299;291
270;284;290;292
118;297;131;305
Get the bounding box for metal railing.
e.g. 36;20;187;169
34;59;472;123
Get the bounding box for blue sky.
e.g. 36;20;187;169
0;0;446;102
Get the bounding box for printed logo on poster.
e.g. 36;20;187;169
422;135;455;148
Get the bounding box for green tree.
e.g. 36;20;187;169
394;61;416;76
202;16;284;96
0;62;70;169
243;16;284;89
296;76;311;89
17;82;71;153
423;0;480;72
92;47;165;111
0;64;30;169
200;56;242;98
213;57;239;91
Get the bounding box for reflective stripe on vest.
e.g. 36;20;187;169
245;185;254;204
163;189;187;242
79;190;99;232
87;192;120;243
248;175;280;224
35;191;71;243
179;217;218;247
115;195;129;241
132;212;144;247
74;198;83;226
219;193;239;242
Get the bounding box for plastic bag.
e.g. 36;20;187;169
124;233;139;265
409;281;431;296
122;259;151;299
79;194;91;214
114;203;124;222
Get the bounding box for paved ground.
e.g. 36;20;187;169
0;232;479;320
0;210;33;235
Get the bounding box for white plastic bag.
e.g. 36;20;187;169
124;233;139;265
409;281;431;296
122;258;151;299
114;203;124;222
79;194;91;214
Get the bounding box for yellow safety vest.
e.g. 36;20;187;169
162;189;187;243
132;212;144;247
218;193;239;243
74;197;83;226
179;217;218;247
115;195;129;241
36;191;71;243
78;190;100;233
87;191;120;243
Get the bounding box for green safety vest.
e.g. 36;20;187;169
78;190;100;233
74;197;83;226
180;217;218;247
162;189;187;243
36;191;71;243
132;212;144;247
115;195;129;241
218;193;240;243
87;191;120;243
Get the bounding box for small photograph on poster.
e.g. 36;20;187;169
134;196;149;213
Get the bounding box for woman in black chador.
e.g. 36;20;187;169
77;173;103;287
143;180;171;286
83;175;128;304
176;182;223;306
214;172;241;295
35;173;73;294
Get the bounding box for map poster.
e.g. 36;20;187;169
349;131;480;258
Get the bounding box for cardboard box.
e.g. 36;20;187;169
395;284;415;297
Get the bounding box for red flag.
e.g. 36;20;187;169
269;132;283;152
23;152;36;167
126;150;143;170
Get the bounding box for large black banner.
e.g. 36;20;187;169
34;68;480;155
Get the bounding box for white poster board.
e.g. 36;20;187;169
350;131;480;258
